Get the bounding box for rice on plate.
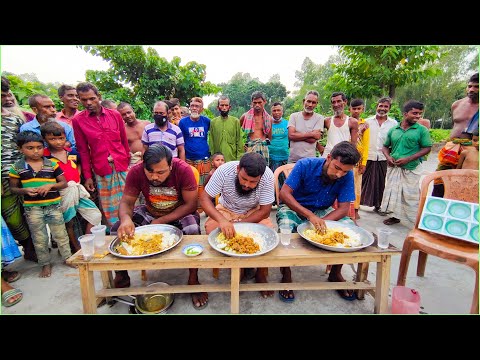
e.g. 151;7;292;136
303;227;362;248
216;231;265;254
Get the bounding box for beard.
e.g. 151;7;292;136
235;176;255;195
320;166;336;185
334;109;344;116
303;107;313;114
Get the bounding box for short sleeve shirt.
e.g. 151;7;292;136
285;157;355;212
204;161;275;214
44;148;81;183
123;158;197;217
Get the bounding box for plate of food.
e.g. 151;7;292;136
108;224;183;258
208;222;279;257
297;220;374;253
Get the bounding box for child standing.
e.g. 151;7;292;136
41;122;102;252
204;152;225;206
9;131;73;278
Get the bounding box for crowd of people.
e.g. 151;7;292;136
1;72;478;310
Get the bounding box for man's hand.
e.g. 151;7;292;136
308;214;327;234
358;164;366;175
386;156;396;167
84;178;95;192
117;218;135;239
394;158;409;167
311;129;322;140
36;184;53;196
25;188;38;197
219;219;236;239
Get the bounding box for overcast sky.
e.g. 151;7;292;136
1;45;337;105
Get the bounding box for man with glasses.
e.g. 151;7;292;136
287;90;325;163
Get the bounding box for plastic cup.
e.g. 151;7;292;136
91;225;107;249
377;227;392;249
279;224;292;246
78;234;95;260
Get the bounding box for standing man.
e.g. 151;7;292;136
208;95;244;162
381;100;432;226
20;94;76;150
117;102;150;167
349;99;370;220
277;141;360;301
360;97;397;213
72;82;130;229
287;90;324;163
111;145;206;309
200;152;275;298
1;82;35;122
178;97;211;209
55;85;80;127
143;101;185;160
268;102;289;173
1;76;37;262
240;91;272;166
322;92;359;158
433;72;479;197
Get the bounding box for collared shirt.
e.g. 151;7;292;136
285;157;355;213
208;115;244;162
43;147;80;183
19;117;76;151
9;157;63;207
56;109;80;127
142;122;184;158
72;107;130;179
365;116;397;161
384;122;432;170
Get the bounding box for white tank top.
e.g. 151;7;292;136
322;116;351;158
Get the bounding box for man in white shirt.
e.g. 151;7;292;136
360;97;397;213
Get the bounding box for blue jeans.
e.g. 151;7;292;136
24;204;71;266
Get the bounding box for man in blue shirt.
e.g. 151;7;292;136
20;94;76;150
276;141;360;302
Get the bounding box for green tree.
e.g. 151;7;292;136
79;45;221;119
327;46;442;100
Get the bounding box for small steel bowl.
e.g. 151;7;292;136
135;282;174;314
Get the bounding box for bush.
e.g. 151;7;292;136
429;129;450;143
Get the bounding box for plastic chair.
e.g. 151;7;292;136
273;163;295;206
396;169;479;314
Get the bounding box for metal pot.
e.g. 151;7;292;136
112;282;174;314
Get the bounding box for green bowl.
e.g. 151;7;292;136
421;215;443;231
469;225;479;242
426;198;447;214
447;203;471;219
445;220;468;237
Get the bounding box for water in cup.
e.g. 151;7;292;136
78;234;95;260
377;227;392;249
279;224;292;246
91;224;107;249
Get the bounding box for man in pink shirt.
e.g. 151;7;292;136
55;85;80;127
72;82;130;229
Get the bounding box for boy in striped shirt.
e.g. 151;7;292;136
9;131;72;278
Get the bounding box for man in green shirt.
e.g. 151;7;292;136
381;100;432;226
208;96;244;162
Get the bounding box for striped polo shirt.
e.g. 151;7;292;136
141;122;184;157
204;161;274;214
9;157;64;207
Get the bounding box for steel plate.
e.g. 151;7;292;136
297;220;374;253
208;222;279;257
108;224;183;259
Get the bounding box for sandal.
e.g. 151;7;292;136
2;270;21;283
2;288;23;307
383;217;401;225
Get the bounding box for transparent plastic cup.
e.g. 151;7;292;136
377;227;392;249
78;234;95;260
279;224;292;246
91;224;107;249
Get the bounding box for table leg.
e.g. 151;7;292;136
99;271;114;306
355;262;370;300
79;264;97;314
374;255;391;314
230;268;240;314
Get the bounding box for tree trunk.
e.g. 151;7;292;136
388;84;396;99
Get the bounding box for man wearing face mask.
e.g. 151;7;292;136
208;95;244;162
141;100;185;161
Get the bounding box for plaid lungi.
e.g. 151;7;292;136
245;138;270;167
95;168;127;228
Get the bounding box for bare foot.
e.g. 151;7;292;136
256;268;273;298
40;264;52;278
188;279;208;309
64;260;77;269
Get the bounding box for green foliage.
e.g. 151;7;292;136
210;72;288;119
2;72;61;110
429;129;451;143
79;45;221;119
327;46;442;100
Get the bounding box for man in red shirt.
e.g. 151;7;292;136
72;82;130;229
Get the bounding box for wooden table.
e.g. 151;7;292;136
68;234;400;314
